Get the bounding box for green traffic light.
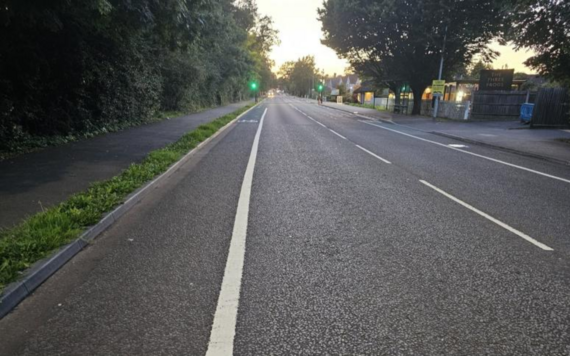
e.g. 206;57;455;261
318;84;323;91
250;82;257;90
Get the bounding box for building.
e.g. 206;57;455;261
326;74;361;95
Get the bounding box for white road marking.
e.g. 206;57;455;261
363;121;570;184
205;108;267;356
355;145;392;164
448;144;468;148
329;129;347;140
419;180;553;251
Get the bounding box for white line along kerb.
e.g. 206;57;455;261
420;180;553;251
206;107;268;356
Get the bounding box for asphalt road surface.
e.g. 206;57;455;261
1;96;570;355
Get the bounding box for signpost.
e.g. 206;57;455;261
479;69;514;91
431;80;445;97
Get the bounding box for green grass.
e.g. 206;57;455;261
0;104;254;292
346;102;388;112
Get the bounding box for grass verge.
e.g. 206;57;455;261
0;104;254;292
346;102;388;112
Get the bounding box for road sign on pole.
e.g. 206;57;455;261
431;80;445;97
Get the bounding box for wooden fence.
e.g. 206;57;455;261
471;91;532;120
531;88;570;127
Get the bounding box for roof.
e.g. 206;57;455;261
353;86;375;94
327;74;360;89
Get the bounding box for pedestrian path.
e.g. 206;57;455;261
0;101;252;229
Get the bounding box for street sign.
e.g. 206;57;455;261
432;80;445;96
331;89;340;95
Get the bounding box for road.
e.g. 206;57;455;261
1;96;570;355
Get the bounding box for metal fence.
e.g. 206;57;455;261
531;88;570;127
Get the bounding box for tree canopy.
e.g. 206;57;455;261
510;0;570;86
0;0;277;152
278;56;323;97
319;0;509;114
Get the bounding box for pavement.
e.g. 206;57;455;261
0;101;252;230
1;96;570;355
320;100;570;164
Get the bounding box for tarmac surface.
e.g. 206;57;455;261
0;101;251;229
1;97;569;355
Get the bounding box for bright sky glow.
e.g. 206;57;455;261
256;0;536;76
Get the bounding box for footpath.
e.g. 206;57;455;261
317;100;570;166
0;101;252;229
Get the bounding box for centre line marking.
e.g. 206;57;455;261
205;108;267;356
362;121;570;184
419;180;553;251
355;145;392;164
329;129;347;140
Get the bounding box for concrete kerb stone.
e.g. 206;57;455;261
0;101;262;319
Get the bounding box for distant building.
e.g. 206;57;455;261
326;74;361;94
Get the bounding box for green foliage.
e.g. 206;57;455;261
469;61;494;79
0;0;277;153
346;102;387;112
0;104;254;292
510;0;570;86
278;56;323;97
319;0;510;114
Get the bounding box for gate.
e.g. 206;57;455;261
531;88;570;127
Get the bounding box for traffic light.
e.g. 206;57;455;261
318;84;324;92
250;82;258;90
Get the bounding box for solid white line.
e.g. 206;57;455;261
419;180;553;251
355;145;392;164
363;121;570;184
329;129;347;140
205;108;267;356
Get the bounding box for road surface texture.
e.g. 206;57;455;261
0;101;251;229
320;100;570;164
1;96;570;355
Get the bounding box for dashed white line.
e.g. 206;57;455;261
205;108;267;356
419;180;553;251
363;121;570;184
329;129;347;140
355;145;392;164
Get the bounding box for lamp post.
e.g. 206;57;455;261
433;25;448;120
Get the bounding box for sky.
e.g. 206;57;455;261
256;0;535;77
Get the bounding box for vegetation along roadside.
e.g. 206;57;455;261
0;104;255;293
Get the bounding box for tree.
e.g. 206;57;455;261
319;0;509;114
0;0;278;151
509;0;570;86
469;61;494;79
278;56;321;97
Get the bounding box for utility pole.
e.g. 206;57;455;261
433;25;448;120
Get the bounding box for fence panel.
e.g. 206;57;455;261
471;91;529;120
531;88;570;127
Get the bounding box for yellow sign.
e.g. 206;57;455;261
432;80;445;96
